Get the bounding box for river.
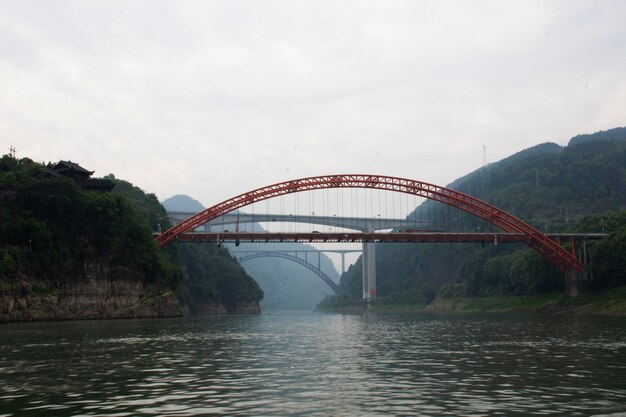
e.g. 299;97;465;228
1;312;625;416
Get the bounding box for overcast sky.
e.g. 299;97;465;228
1;0;625;207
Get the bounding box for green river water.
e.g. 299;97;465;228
0;312;625;416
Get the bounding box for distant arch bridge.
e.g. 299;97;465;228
234;251;343;294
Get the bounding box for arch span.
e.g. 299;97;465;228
236;252;340;294
156;174;583;273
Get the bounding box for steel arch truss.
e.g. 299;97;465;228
237;252;340;294
156;174;583;273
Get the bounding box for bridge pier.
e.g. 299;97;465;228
362;242;377;300
563;238;589;297
564;269;587;298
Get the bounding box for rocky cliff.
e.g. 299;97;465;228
0;269;183;323
181;300;261;316
1;269;261;322
0;156;263;322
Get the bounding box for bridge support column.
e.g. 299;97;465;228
564;269;587;297
362;242;369;299
361;242;377;300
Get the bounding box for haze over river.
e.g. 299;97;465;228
1;312;625;416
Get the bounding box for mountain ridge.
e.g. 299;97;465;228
337;126;626;300
161;194;335;310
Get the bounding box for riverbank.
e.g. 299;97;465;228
317;286;626;316
424;288;626;315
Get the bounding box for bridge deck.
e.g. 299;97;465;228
167;211;429;232
169;232;607;244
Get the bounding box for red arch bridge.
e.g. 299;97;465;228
156;174;602;298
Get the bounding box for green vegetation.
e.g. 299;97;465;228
108;174;170;233
319;286;626;316
577;210;626;291
425;285;626;315
161;195;331;311
160;194;267;312
334;127;626;309
233;242;336;311
316;294;363;311
0;156;180;288
174;244;263;313
161;194;205;213
0;155;263;315
378;285;436;306
317;285;433;312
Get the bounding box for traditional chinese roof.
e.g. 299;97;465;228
43;169;62;179
52;160;95;177
47;160;113;192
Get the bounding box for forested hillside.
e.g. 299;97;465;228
115;182;264;314
338;127;626;300
162;194;205;213
162;195;336;310
234;241;336;311
0;157;180;288
0;154;262;322
0;156;182;321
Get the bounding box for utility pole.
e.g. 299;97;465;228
482;145;488;167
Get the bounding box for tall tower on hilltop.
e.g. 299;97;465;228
482;145;488;167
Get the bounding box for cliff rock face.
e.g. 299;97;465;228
190;302;228;315
186;301;261;316
0;263;262;322
0;273;183;323
231;301;262;315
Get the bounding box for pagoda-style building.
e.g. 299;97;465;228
45;160;114;192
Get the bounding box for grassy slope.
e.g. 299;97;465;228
318;286;626;316
424;286;626;315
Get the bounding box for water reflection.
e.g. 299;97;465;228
0;313;625;416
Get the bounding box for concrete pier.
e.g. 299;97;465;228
362;242;377;300
564;269;587;297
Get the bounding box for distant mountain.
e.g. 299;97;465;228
568;126;626;147
161;193;336;310
338;126;626;299
233;241;336;311
162;194;205;212
448;142;562;190
120;185;262;314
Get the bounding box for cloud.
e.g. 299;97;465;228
1;0;625;206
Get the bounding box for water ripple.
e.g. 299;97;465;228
0;314;625;416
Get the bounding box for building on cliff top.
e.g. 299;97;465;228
45;160;114;192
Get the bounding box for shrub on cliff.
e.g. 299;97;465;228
110;179;264;312
0;155;181;288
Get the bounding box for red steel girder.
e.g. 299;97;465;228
155;174;584;273
175;232;529;244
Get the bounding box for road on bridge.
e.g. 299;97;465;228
171;231;607;244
